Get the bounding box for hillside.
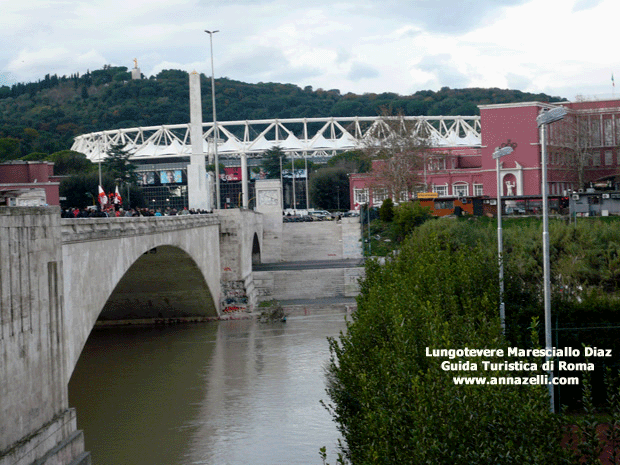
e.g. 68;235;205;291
0;65;566;160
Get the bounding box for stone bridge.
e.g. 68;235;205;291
0;207;263;465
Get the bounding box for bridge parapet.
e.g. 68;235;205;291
61;214;220;243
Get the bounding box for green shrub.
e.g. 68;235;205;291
392;201;432;240
326;232;570;464
378;197;394;222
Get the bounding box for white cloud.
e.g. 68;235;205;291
0;0;619;102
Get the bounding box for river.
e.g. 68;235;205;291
68;307;349;465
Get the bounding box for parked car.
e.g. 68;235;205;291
308;210;331;220
505;206;526;214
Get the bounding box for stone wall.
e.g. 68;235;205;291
254;218;364;302
217;209;263;312
0;207;87;465
254;266;363;301
281;217;362;261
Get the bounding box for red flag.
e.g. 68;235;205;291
98;185;108;206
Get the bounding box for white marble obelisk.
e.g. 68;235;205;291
187;71;213;211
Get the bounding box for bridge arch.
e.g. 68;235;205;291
252;232;261;266
98;245;218;322
61;215;221;382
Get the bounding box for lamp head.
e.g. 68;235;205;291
537;107;567;127
492;146;513;159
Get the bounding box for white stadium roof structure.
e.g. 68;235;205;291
71;115;481;162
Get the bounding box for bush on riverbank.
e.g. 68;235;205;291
326;233;571;463
258;299;287;322
325;217;620;463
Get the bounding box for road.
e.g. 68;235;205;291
253;258;365;271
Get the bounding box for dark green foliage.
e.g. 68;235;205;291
328;217;620;463
59;171;143;209
20;152;48;161
378;197;394;222
326;229;571;464
309;167;349;210
60;172;113;209
102;143;136;184
392;200;432;240
205;162;226;174
327;150;371;173
0;66;566;161
46;150;94;175
259;146;285;179
0;137;20;161
258;299;288;323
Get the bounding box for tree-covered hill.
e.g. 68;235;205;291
0;65;566;160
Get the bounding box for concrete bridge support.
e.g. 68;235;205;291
0;207;89;465
218;209;263;312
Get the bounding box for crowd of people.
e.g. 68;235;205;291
61;205;213;218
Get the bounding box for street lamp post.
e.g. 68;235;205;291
205;29;220;209
536;106;568;413
492;145;514;333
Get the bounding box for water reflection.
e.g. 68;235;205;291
69;308;348;465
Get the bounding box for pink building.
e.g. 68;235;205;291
0;161;61;206
350;98;620;210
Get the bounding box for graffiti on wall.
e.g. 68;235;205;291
221;280;248;313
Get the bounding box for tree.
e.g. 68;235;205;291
259;146;286;179
0;137;20;162
392;200;432;240
21;152;48;161
309;167;350;210
60;171;144;209
46;150;94;175
551;102;598;190
102;143;136;184
362;110;437;199
327;149;371;173
378;197;394;222
60;172;113;208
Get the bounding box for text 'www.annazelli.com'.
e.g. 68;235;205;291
452;375;580;385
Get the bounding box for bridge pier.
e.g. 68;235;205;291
218;209;263;313
0;207;88;465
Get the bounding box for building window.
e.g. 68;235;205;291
428;157;446;171
473;183;484;196
592;151;601;166
372;188;388;205
452;183;469;197
605;119;614;146
434;200;454;210
354;188;369;206
432;184;448;197
591;119;601;146
398;191;409;203
605;150;613;166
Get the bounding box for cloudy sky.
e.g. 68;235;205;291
1;0;617;101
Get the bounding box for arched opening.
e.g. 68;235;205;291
98;245;218;322
502;173;518;197
251;233;261;267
